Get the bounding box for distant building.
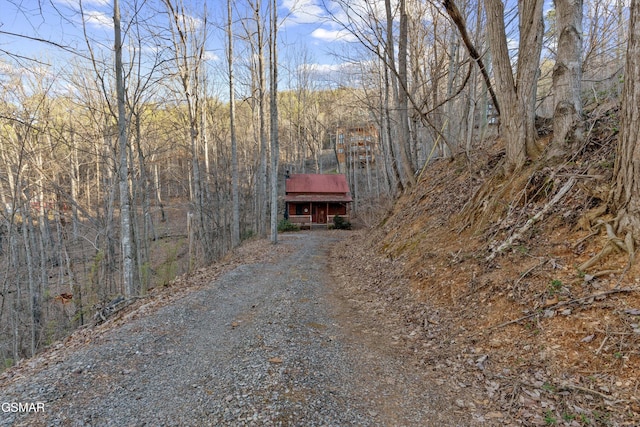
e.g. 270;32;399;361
335;125;377;170
285;174;352;228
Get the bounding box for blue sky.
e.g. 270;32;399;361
0;0;351;78
0;1;372;99
0;0;580;95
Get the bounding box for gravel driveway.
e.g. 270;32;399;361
1;232;472;427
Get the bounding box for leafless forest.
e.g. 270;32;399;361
1;0;638;374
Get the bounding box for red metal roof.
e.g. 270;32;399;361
284;194;353;203
285;174;350;194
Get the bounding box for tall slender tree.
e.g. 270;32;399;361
162;0;214;262
269;0;279;244
114;0;135;296
228;0;240;248
384;0;414;190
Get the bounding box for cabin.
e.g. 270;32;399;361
335;124;377;171
285;174;352;228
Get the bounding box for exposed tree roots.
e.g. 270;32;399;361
486;177;576;261
577;220;635;273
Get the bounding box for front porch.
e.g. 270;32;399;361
287;201;349;228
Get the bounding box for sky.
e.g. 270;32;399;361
0;0;356;87
0;0;598;96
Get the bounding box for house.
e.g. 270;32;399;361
285;174;352;228
335;124;377;170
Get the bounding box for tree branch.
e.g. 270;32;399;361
442;0;501;115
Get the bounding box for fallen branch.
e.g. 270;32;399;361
590;269;622;278
487;178;576;261
595;335;609;355
557;383;618;401
513;259;549;289
487;311;539;330
92;295;147;325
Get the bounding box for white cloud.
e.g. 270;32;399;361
311;27;357;43
84;10;113;29
180;13;205;31
299;63;343;74
297;60;368;87
85;0;111;5
203;51;219;62
54;0;111;9
282;0;328;25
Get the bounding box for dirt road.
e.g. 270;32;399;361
1;232;475;426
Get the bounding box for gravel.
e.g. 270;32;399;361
1;232;474;426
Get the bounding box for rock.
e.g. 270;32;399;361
475;355;488;370
580;334;595;343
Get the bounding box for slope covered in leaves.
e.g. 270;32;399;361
353;126;640;425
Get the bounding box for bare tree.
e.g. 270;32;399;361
256;1;269;238
269;0;279;244
484;0;544;172
241;0;269;238
114;0;136;296
397;0;417;186
612;0;640;242
162;0;215;262
442;0;500;117
547;0;585;161
228;0;240;248
384;0;415;189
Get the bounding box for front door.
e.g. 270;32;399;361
318;208;326;224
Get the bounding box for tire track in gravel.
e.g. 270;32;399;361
1;231;472;427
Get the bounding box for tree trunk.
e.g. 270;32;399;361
446;28;459;154
256;1;268;238
385;0;415;189
485;0;544;172
22;199;39;357
133;113;151;292
228;0;240;248
547;0;584;161
397;0;417;185
163;0;212;262
443;0;501;116
114;0;135;296
270;0;279;244
612;0;640;240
